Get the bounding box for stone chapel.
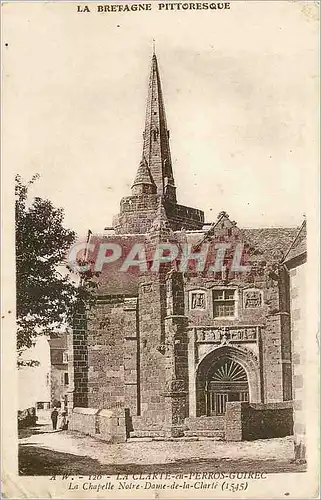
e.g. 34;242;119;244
68;53;301;441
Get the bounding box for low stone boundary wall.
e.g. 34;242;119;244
225;401;293;441
98;409;127;442
225;402;243;441
70;407;127;443
69;407;98;435
131;414;165;431
185;415;225;431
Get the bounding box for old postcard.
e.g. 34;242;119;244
1;0;319;498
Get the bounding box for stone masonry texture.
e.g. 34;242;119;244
69;53;303;446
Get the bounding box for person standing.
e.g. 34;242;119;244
59;411;68;430
51;407;58;430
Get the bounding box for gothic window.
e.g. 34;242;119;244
243;289;263;309
213;289;236;318
190;290;207;310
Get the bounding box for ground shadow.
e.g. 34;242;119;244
19;445;307;476
19;425;55;439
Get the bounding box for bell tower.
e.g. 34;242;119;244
113;51;204;234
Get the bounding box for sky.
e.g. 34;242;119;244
3;1;319;238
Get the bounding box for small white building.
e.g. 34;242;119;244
18;335;51;411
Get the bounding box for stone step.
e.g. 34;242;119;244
184;429;225;439
185;416;225;431
127;437;154;442
129;429;165;438
127;436;223;442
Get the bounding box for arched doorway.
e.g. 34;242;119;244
206;358;249;415
195;346;260;416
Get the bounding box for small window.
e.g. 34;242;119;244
63;351;68;363
213;289;236;318
224;289;235;300
213;290;224;300
63;372;69;386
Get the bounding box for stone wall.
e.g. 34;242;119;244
69;407;98;435
130;270;190;436
278;267;292;401
261;283;284;403
70;270;191;436
243;402;293;441
225;401;293;441
86;296;138;415
138;277;167;425
113;194;159;234
166;203;204;231
69;216;295;437
70;296;140;416
71;302;88;408
185;274;286;407
98;409;127;442
69;407;127;443
289;262;307;460
113;196;204;235
225;402;243;441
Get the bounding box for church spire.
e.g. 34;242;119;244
141;52;177;203
113;52;204;235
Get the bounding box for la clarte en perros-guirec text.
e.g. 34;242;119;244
77;3;231;13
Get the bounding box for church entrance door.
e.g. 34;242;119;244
206;358;249;416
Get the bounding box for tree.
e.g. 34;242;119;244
15;174;79;363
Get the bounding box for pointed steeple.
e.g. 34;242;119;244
131;157;156;195
113;52;204;235
142;52;177;203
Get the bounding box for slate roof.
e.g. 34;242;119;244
241;227;299;257
180;227;298;257
89;233;145;296
283;219;307;264
89;225;299;296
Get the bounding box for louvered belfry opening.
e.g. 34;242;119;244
206;358;249;415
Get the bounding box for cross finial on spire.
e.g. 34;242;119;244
152;38;156;55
